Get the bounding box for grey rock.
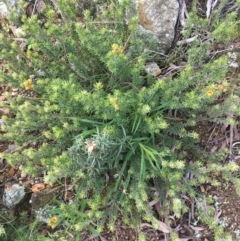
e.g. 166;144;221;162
0;119;4;127
227;51;240;70
137;24;160;50
20;173;27;178
145;62;161;77
0;0;22;18
30;190;56;222
5;144;17;153
2;183;25;208
33;205;56;223
128;0;179;53
0;2;8;17
30;189;55;216
15;27;26;37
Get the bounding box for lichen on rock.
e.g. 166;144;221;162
2;183;26;208
136;0;179;53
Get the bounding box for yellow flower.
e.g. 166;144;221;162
49;216;58;229
51;216;58;223
109;95;119;110
24;79;34;91
23;2;28;8
114;104;119;111
206;90;214;96
218;84;224;90
111;43;123;54
117;47;123;53
109;96;116;104
27;52;32;59
25;85;34;91
112;43;119;50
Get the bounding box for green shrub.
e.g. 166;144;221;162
0;210;46;241
0;0;240;239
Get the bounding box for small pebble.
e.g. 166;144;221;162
21;173;27;178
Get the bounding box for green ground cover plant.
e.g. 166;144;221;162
0;0;240;240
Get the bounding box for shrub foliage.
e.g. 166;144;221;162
0;0;240;240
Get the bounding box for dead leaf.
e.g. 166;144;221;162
154;218;170;233
154;202;162;219
141;223;154;228
41;229;48;236
9;25;17;37
180;238;194;241
36;0;46;13
189;225;205;231
86;140;97;154
200;185;205;193
233;126;240;140
8;167;15;177
149;200;159;206
178;0;187;27
142;219;170;234
31;183;45;192
0;96;6;101
210;145;218;152
5;182;13;190
8;25;25;38
21;181;30;188
0;173;4;182
214;209;222;220
235;155;240;161
64;190;74;201
219;139;228;151
27;0;46;16
206;0;212;18
0;108;10;117
221;123;228;134
0;158;4;167
100;236;108;241
45;183;53;188
177;35;198;45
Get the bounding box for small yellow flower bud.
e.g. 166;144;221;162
111;43;123;54
109;97;116;104
112;43;119;50
23;2;28;8
51;216;58;223
27;52;32;59
206;90;214;96
114;104;119;111
49;216;58;229
24;79;34;91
